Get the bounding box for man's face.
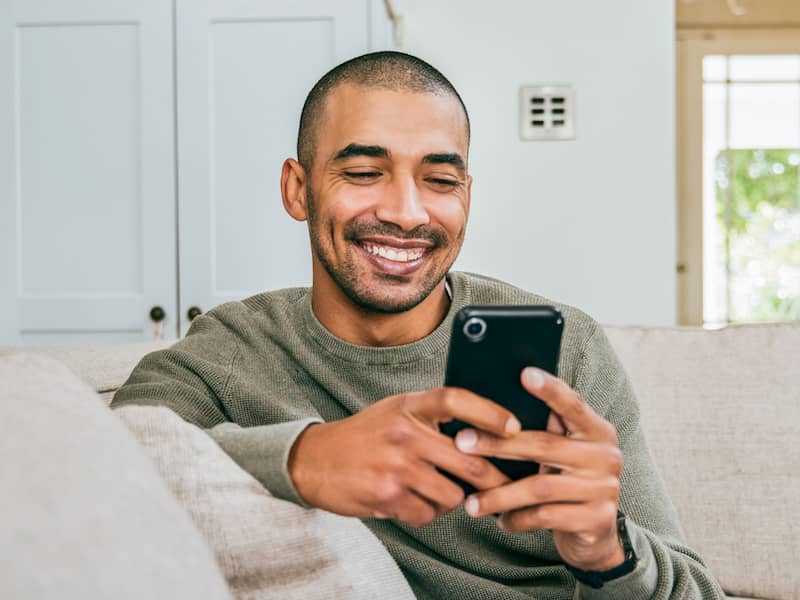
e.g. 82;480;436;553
303;84;471;313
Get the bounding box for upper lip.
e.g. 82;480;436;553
356;236;434;250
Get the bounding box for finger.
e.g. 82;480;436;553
412;387;521;438
405;462;466;515
464;474;619;518
521;368;613;440
411;428;511;491
541;412;567;474
497;500;618;534
454;429;623;476
546;410;567;435
382;490;439;528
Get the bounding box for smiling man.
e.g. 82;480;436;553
111;51;724;599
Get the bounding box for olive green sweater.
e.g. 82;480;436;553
111;271;724;599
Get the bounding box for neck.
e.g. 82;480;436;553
311;273;451;347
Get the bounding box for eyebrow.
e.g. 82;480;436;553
332;143;390;161
422;153;466;172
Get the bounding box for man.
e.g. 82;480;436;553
111;51;724;599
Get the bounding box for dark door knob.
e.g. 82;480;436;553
187;306;203;321
149;306;166;322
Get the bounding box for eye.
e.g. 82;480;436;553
426;177;460;190
344;171;381;180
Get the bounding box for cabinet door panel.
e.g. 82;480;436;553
176;0;369;336
0;0;177;345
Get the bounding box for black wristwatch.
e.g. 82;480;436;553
565;511;638;589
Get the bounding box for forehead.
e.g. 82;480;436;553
316;84;469;164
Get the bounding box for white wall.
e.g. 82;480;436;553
399;0;676;326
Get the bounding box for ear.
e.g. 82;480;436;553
281;158;309;222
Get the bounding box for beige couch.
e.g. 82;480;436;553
1;323;798;599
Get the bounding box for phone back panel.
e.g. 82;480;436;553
441;305;564;491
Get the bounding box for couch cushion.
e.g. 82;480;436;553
115;404;415;600
605;323;800;600
0;341;170;402
0;353;232;600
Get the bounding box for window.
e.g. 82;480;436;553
703;55;800;324
677;33;800;326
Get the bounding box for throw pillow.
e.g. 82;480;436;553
0;353;232;600
115;405;415;600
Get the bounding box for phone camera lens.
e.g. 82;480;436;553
463;317;487;342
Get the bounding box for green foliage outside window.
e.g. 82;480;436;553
715;149;800;322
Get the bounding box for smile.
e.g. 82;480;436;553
361;242;425;263
354;237;433;276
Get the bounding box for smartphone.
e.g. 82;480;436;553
439;305;564;494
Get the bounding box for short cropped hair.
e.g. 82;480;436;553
296;51;470;172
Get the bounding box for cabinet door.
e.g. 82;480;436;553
0;0;177;345
175;0;370;336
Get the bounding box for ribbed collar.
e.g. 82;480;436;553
299;271;472;365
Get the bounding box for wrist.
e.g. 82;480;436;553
568;538;625;572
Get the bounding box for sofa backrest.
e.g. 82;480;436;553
605;323;800;600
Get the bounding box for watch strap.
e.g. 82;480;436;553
565;511;638;589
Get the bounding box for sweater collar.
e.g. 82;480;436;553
299;272;471;364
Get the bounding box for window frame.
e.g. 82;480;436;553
676;29;800;325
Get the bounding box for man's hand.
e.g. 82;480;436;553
287;388;519;527
455;367;625;572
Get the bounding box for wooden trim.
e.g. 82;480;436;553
676;40;705;325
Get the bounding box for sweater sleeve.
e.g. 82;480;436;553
570;323;725;600
109;312;321;505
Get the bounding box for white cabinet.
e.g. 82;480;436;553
0;0;389;345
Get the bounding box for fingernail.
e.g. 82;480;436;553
455;428;478;450
505;416;521;434
464;495;479;516
496;514;508;530
524;367;545;388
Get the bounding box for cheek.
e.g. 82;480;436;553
321;188;377;226
426;197;468;239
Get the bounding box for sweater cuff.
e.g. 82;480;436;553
206;417;323;507
573;519;658;600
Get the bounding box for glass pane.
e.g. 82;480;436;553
721;149;800;321
703;55;727;81
729;54;800;81
703;83;728;324
729;83;800;148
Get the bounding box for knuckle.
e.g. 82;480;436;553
464;456;489;479
372;475;403;504
601;500;618;522
383;420;415;445
607;447;624;474
440;388;458;413
537;433;557;453
532;477;555;502
534;505;551;523
606;477;621;502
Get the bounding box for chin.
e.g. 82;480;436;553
345;286;431;314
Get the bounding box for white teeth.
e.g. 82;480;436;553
362;243;424;262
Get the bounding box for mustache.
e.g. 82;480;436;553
343;221;448;247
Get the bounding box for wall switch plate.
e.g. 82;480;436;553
520;85;576;141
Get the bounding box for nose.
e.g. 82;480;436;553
375;175;430;231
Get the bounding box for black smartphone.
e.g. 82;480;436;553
439;305;564;494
